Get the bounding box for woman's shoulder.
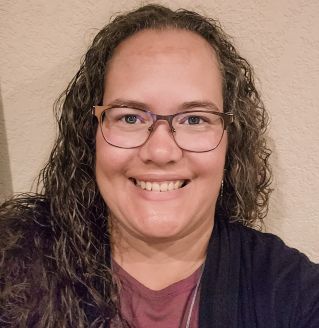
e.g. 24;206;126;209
232;221;317;267
0;195;55;325
233;221;319;326
228;221;319;288
0;194;52;255
0;194;54;273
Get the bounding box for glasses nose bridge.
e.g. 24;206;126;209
149;113;176;133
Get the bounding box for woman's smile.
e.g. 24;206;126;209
127;174;192;202
132;178;187;192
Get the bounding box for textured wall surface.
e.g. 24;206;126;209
1;0;318;262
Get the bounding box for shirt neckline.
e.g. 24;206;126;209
112;260;203;299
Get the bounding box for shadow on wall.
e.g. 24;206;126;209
0;85;13;201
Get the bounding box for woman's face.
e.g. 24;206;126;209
95;29;227;242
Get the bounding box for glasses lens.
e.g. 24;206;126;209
173;111;224;152
100;107;152;148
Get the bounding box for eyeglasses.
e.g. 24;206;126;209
92;105;234;153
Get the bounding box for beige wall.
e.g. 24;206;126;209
0;0;318;262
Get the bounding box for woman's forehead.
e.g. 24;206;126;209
103;29;223;108
106;29;220;75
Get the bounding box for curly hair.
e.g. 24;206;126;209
0;4;272;327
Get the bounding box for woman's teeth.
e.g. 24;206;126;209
134;179;185;192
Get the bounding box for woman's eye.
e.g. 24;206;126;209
184;116;203;125
122;115;140;124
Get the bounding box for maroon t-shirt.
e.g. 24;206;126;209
112;261;201;328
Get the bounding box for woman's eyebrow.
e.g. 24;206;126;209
106;98;149;110
179;101;221;112
106;98;221;112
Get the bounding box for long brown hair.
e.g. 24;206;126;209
0;4;271;327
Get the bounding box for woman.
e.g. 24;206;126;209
0;4;318;327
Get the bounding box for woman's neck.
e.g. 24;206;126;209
111;222;213;290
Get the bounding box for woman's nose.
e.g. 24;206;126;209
138;121;183;165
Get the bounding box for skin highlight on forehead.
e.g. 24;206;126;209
106;28;222;81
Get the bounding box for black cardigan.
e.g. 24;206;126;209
1;208;318;327
200;216;319;328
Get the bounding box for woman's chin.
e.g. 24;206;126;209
121;215;189;243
